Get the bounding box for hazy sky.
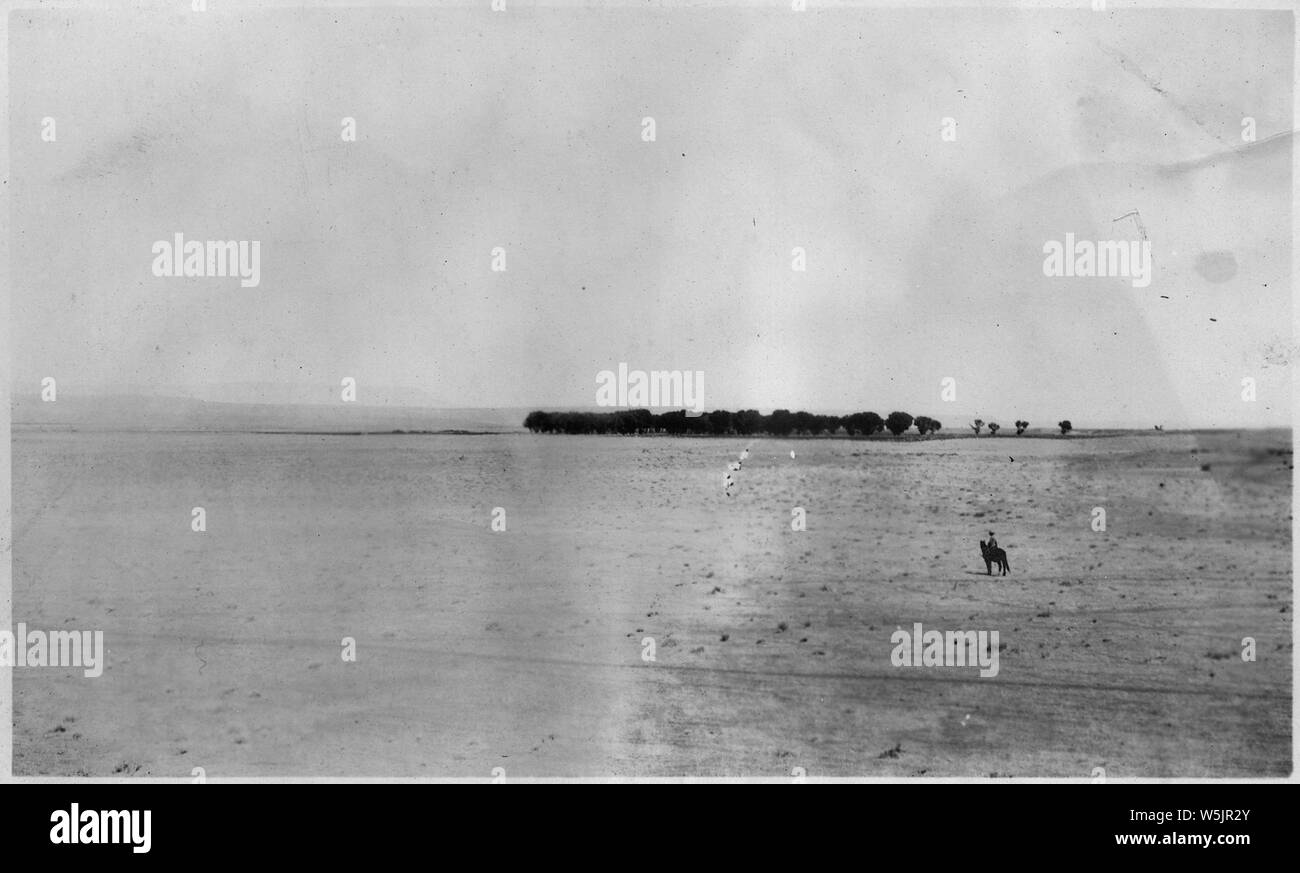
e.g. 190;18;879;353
10;6;1293;428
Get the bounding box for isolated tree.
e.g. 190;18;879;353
913;415;932;436
1058;420;1073;435
885;411;914;437
987;422;1001;436
1014;420;1028;435
928;420;942;434
970;419;984;436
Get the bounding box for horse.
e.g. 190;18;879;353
980;540;1009;576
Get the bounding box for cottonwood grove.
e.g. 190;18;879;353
523;410;942;436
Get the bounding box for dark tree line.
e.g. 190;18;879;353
523;409;944;437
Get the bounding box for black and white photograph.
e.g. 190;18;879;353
1;0;1293;792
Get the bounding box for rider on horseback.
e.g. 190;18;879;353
979;533;1010;576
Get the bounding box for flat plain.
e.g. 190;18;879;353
11;428;1291;777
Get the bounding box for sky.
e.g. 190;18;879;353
9;5;1293;428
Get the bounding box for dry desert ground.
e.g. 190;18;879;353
11;428;1292;777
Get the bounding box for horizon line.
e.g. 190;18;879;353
10;391;1290;431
